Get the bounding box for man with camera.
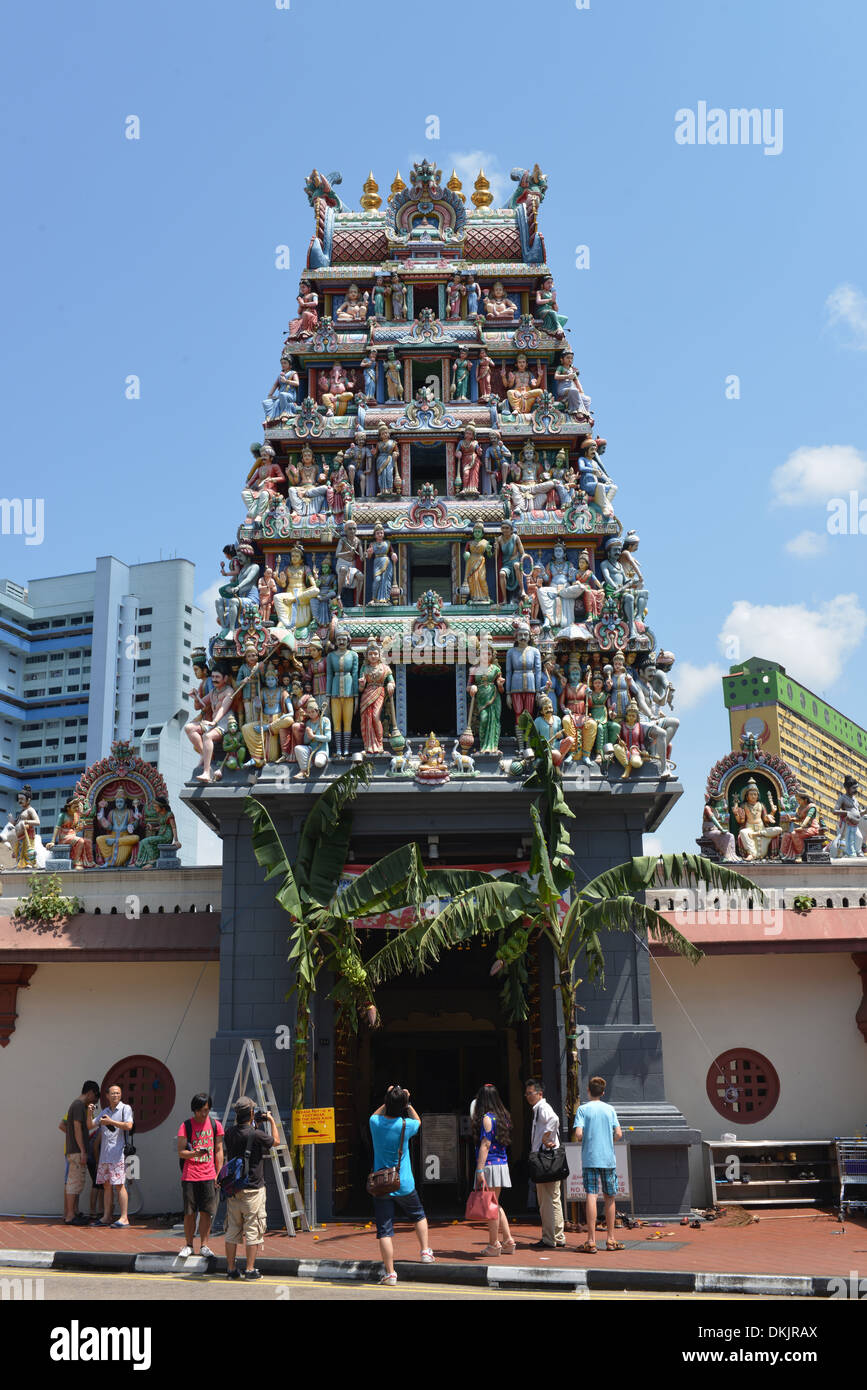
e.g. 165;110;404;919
223;1096;278;1281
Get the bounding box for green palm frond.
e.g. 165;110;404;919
580;854;761;905
331;842;428;919
245;796;303;918
294;761;372;903
573;894;703;968
366;878;532;984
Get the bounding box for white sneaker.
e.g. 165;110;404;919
199;1246;215;1259
178;1245;193;1258
420;1249;435;1263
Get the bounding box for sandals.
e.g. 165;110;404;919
501;1238;516;1253
577;1241;598;1254
605;1240;625;1251
480;1242;502;1257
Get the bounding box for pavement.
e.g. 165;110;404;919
1;1207;865;1295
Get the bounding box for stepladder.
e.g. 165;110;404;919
221;1037;309;1235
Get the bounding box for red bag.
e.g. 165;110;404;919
464;1184;499;1223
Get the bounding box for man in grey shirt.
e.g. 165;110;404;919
525;1079;565;1249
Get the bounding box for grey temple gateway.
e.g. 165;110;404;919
182;162;694;1217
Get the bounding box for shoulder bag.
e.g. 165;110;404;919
366;1119;407;1197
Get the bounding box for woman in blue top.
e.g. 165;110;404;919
369;1085;435;1286
471;1084;516;1257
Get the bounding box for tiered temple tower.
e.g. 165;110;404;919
184;161;696;1218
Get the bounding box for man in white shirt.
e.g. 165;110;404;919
524;1079;566;1249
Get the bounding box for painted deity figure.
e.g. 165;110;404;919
464;523;492;603
534;694;575;769
242;444;284;525
262;353;299;423
621;531;649;625
502;354;544;415
217;544;261;632
588;670;620;762
287;280;319;340
506;623;543;747
447;275;463;320
497;520;526;604
310;554;338;627
702;798;738;862
468;661;504;754
389;273;407;321
360;348;379;402
306;635;329;707
732;780;782;860
319;362;356;416
325;451;352;526
373;423;401;495
335;521;365;604
554;349;592;418
483;280;519;320
464;275;481;317
49;796;94;869
483;432;510;495
358;640;395;755
577;437;616;516
573;549;604;620
242;668;287;768
136;796;180;868
372;276;388;318
535;275;568;338
831;776;864;858
385;350;404;402
476;348;494;402
600;539;640;640
257;567;277;625
536;543;578;631
95;794;142;868
345;429;374;498
336;282;369;322
612;702;649;781
632;658;679;774
606;650;640;722
779;789;822;861
293;698;332;780
185;669;236;783
457;425;482;494
452;347;472;402
326;627;359;757
559;655;597;766
6;786;42;868
235;641;262;725
273;545;320;635
366;524;398;605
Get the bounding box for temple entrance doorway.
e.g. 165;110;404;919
405;664;457;739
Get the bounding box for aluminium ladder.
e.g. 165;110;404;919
221;1037;309;1235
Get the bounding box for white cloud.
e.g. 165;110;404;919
196;579;221;623
447;150;509;207
642;834;664;858
825;283;867;350
717;595;866;688
770;444;867;506
675;662;725;710
784;529;828;558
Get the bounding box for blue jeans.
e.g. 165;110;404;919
373;1188;426;1238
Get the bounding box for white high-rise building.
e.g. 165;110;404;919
0;556;220;864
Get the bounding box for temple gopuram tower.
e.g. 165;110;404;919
184;161;694;1218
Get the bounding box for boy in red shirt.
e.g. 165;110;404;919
177;1092;224;1259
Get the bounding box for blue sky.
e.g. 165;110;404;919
2;0;866;850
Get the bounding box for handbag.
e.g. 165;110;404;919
464;1184;499;1223
366;1119;406;1198
528;1144;569;1184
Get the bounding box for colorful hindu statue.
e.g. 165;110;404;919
535;275;567;338
136;796;180;868
702;797;738;861
554;349;591;417
319;362;356;416
242;667;288;768
457;425;482;493
779;789;821;861
293;698;332;780
257;567;277;625
336;282;369;322
447;274;463;320
476;348;494;402
358;639;395;755
95;793;142;867
600;540;640;640
287;280;318;339
483;280;518;320
273;545;320;634
360;347;379;401
452;347;471;401
373;423;400;494
502;353;544;415
831;776;863;858
464;274;481;316
468;660;505;754
6;786;42;868
573;549;604;619
185;668;237;784
588;670;619;761
326;627;359;758
560;655;597;766
506;623;543;747
335;520;365;604
416;731;450;783
49;796;94;869
732;779;782;860
366;524;398;605
464;522;492;603
345;429;374;498
534;694;575;768
497;520;526;604
262;352;299;424
242;444;284;526
389;272;407;320
612;702;648;781
482;431;510;494
536;543;578;631
385;349;404;401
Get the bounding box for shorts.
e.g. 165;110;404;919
373;1188;426;1239
225;1186;267;1245
182;1179;218;1217
583;1167;618;1197
65;1154;87;1196
96;1159;127;1187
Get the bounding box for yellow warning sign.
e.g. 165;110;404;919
292;1107;335;1145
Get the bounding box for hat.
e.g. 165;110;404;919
234;1095;254;1116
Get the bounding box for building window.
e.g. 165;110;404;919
705;1049;780;1123
100;1055;176;1133
137;624;152;634
137;660;150;668
139;608;152;616
184;622;191;632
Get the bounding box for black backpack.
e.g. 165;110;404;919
179;1116;220;1173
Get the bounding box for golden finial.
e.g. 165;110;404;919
447;168;465;203
360;171;382;211
388;169;407;203
471;169;493;209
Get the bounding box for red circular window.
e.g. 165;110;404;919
706;1049;780;1123
101;1055;176;1133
